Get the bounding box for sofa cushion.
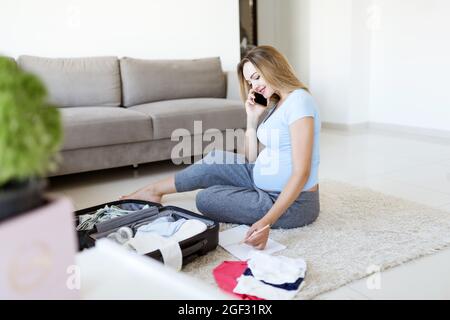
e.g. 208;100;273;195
129;98;246;140
17;56;121;108
120;57;226;107
61;107;153;150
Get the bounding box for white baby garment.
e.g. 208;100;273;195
170;219;207;242
233;275;303;300
247;251;307;285
123;219;207;271
125;233;183;271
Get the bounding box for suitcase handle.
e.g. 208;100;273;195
182;239;208;257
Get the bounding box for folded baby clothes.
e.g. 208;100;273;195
232;252;307;300
170;219;207;242
135;217;206;241
137;216;187;237
124;218;207;270
212;261;263;300
121;218;207;267
233;275;302;300
242;268;303;291
247;251;307;285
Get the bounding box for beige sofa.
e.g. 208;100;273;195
17;55;247;176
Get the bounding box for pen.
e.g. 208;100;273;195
240;224;271;244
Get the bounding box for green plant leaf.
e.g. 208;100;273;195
0;56;63;187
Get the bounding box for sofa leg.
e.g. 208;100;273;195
132;164;138;169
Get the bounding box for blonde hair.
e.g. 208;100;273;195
237;45;309;106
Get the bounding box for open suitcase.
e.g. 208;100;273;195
74;200;219;267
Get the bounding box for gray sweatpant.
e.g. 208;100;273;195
174;150;320;229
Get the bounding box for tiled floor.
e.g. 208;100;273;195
49;128;450;300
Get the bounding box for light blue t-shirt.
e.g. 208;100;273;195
253;89;321;192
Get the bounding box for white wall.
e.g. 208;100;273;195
348;0;372;124
257;0;277;50
259;0;450;132
257;0;310;84
369;0;450;131
258;0;371;124
308;0;372;125
0;0;240;71
308;0;354;124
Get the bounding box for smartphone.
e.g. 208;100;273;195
254;92;268;107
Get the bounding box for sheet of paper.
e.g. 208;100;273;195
219;225;286;261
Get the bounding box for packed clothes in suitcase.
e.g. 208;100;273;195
74;200;219;270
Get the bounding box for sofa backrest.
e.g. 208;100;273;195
120;57;226;107
17;56;121;108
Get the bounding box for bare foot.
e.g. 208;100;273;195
120;185;162;204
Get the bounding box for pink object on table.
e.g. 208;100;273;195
0;196;79;300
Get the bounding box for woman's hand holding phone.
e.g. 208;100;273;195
245;89;268;120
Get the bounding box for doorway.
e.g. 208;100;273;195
239;0;258;58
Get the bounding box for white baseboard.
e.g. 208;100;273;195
322;122;369;132
369;122;450;139
322;121;450;143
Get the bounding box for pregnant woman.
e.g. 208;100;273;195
121;45;321;249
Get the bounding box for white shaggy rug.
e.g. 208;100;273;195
182;180;450;300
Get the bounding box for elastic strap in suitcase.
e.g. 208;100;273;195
95;206;159;233
127;232;183;271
